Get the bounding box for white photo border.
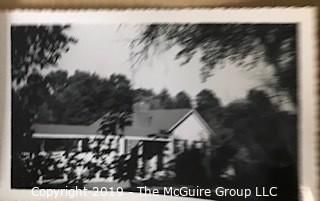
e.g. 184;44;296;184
0;8;317;201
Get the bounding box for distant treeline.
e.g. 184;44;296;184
33;70;220;125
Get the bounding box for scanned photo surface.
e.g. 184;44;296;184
11;22;299;200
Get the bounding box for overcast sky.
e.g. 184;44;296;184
56;24;273;105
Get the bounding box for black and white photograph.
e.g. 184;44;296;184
8;9;317;201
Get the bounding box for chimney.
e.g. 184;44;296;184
133;100;151;112
133;100;153;127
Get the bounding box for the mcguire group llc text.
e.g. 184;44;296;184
137;186;278;199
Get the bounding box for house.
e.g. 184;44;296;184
31;101;215;182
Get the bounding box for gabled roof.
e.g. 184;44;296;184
32;124;96;135
32;109;193;138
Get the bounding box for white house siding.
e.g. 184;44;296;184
171;113;210;145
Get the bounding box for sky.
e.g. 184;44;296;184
55;24;274;105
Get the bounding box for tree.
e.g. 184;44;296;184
195;89;223;139
46;71;108;124
218;89;297;200
12;25;76;85
132;24;297;105
33;70;69;123
221;90;283;157
35;72;135;125
108;74;134;115
97;74;135;137
196;89;221;112
156;89;174;109
11;25;76;188
12;25;76;136
45;70;69;94
174;91;192;108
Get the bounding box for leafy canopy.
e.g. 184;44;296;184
12;25;77;85
132;24;297;105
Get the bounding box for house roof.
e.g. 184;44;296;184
32;124;97;135
32;109;193;138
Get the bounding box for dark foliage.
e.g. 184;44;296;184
207;89;298;201
36;71;135;125
196;89;222;131
11;25;76;188
174;91;192;108
175;147;207;186
132;24;297;105
156;89;175;109
12;25;76;84
11;25;76;146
